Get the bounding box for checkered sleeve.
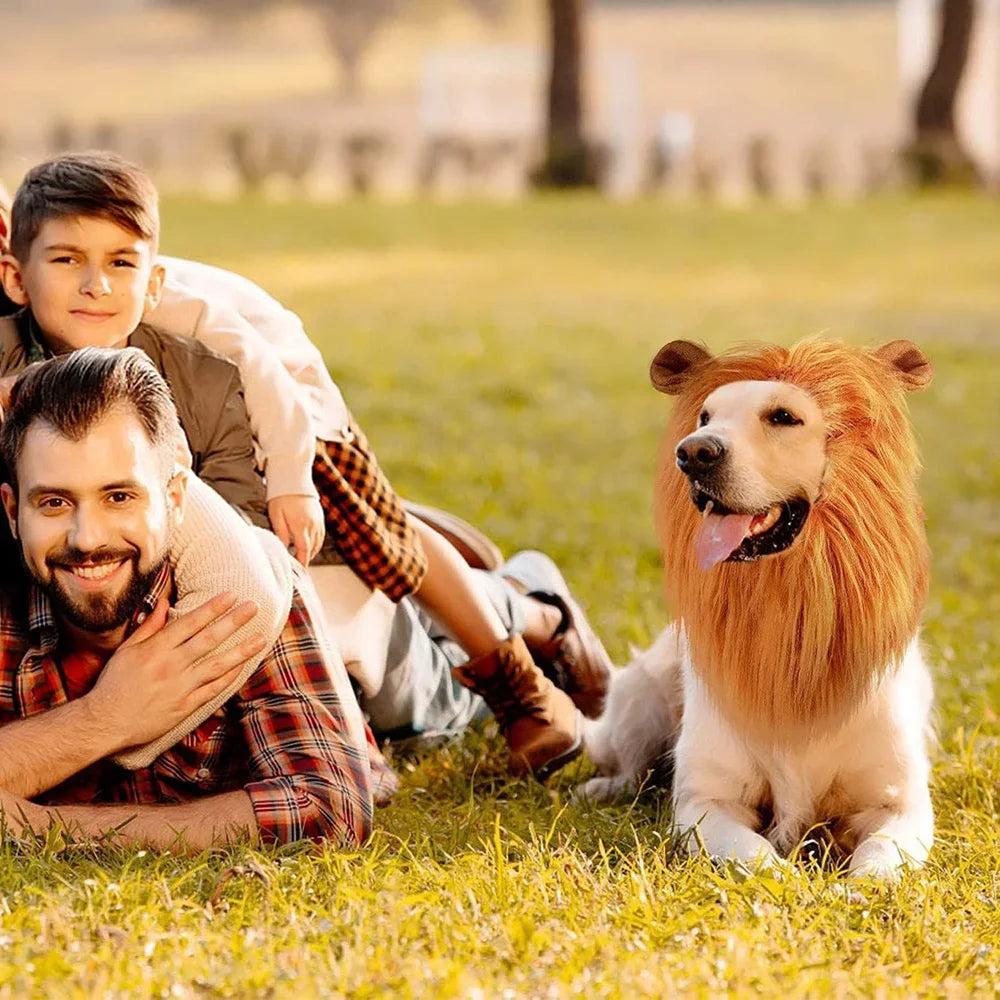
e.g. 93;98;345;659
0;590;30;728
313;418;427;602
237;586;387;846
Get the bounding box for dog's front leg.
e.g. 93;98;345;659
672;676;780;870
845;649;934;881
673;795;782;870
847;794;934;880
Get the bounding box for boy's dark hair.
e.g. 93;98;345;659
0;348;178;493
9;151;159;262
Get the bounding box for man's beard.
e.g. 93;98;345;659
34;545;168;633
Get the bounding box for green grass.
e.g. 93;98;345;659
7;195;1000;997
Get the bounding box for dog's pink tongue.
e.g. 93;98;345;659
695;512;754;570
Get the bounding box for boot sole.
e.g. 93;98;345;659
533;735;584;782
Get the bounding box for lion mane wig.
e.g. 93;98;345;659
652;338;932;739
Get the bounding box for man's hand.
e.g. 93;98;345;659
87;592;267;751
268;494;324;566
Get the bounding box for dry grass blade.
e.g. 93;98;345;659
206;861;272;908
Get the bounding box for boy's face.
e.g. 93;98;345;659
0;215;165;353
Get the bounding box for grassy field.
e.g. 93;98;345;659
5;195;1000;997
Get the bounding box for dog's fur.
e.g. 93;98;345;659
581;339;935;879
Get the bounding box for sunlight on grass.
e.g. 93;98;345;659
227;248;496;296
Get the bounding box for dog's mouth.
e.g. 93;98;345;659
690;486;810;570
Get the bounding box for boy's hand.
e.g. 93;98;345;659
87;592;266;750
268;494;324;566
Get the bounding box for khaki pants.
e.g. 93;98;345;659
307;562;531;739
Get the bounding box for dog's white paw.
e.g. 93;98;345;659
848;837;915;883
572;775;634;806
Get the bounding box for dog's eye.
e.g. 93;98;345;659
698;411;710;427
767;408;803;427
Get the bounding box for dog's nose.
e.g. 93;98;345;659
676;433;726;474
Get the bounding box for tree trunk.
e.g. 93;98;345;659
535;0;595;188
337;48;361;100
311;1;397;102
909;0;979;185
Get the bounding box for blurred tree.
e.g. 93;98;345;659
165;0;272;24
166;0;510;99
909;0;980;185
308;0;399;98
533;0;596;189
462;0;511;21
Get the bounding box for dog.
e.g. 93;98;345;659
581;338;935;879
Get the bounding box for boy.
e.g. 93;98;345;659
0;153;610;778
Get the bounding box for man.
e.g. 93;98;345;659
0;347;389;850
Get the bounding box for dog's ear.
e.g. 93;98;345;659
650;341;712;395
873;340;933;392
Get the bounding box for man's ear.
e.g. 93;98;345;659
0;255;30;307
166;465;188;530
650;340;713;395
873;340;933;392
1;482;18;540
143;261;166;316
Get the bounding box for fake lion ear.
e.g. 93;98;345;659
873;340;933;392
650;340;713;395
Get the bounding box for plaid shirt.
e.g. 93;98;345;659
0;569;398;846
314;419;427;602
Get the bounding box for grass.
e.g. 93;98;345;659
6;194;1000;997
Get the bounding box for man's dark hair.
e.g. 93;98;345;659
0;347;179;492
9;151;159;262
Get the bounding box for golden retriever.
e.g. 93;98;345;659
580;339;935;880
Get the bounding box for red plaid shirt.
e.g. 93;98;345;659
0;569;398;846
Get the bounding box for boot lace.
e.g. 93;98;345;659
463;647;547;730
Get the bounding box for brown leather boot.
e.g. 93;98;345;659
522;591;612;719
453;634;582;780
499;550;613;719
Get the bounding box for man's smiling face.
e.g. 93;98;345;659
3;214;163;353
1;406;182;638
